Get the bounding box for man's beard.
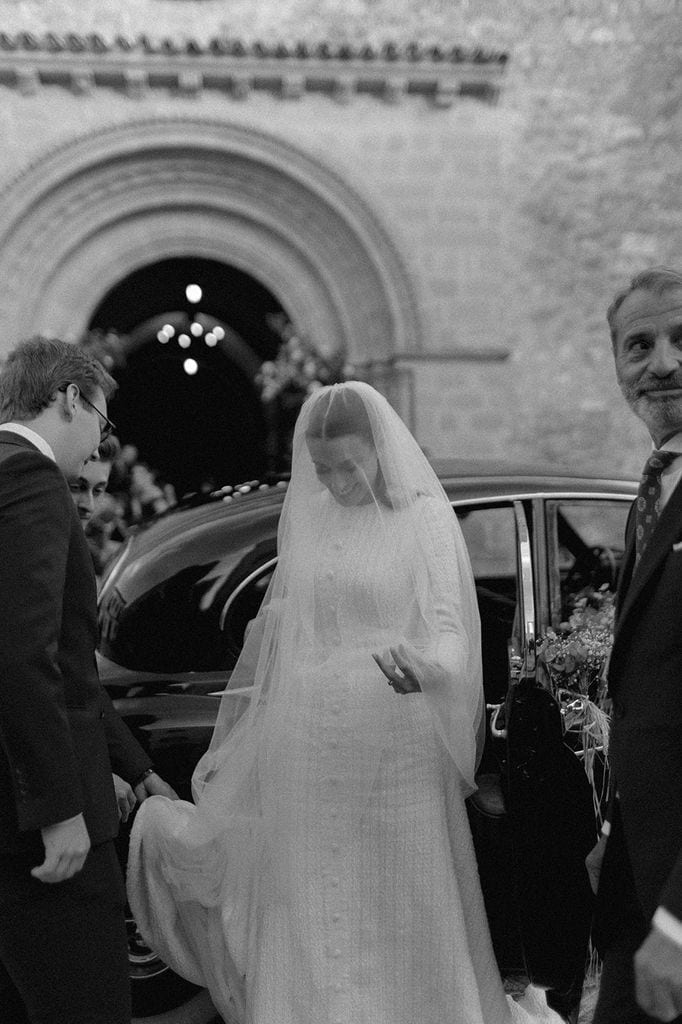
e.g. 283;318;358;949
621;377;682;436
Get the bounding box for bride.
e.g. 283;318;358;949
128;381;564;1023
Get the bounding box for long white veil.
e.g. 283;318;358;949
194;382;484;807
128;381;485;1018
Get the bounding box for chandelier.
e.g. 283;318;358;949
155;283;226;375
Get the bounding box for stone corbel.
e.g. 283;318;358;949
280;74;304;100
70;70;94;96
383;77;406;104
332;78;354;105
433;81;459;109
177;70;202;97
124;69;147;99
16;67;38;95
230;75;250;100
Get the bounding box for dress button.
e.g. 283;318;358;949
331;704;341;715
332;912;341;923
330;877;339;888
333;983;343;992
332;948;342;958
330;739;339;749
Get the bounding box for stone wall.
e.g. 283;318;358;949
0;0;679;476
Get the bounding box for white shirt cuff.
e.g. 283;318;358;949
600;820;611;837
653;907;682;948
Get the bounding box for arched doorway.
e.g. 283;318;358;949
89;256;286;496
0;117;422;428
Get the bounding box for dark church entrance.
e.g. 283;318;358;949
88;257;287;498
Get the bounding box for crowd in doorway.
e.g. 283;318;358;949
76;439;177;576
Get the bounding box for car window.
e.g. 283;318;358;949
456;505;518;707
457;505;518;579
219;561;276;662
98;548;278;674
546;499;630;627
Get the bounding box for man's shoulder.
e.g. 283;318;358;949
0;439;67;505
0;431;47;461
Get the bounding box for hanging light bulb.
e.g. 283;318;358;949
185;284;202;304
190;321;203;337
162;324;176;338
178;334;191;349
157;329;170;344
205;332;217;347
183;358;199;376
213;325;225;341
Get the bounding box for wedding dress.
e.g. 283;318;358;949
128;383;563;1024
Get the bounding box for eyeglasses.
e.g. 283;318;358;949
59;384;116;442
79;393;116;442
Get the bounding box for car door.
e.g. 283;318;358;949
455;496;595;1015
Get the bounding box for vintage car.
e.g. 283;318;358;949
97;460;637;1024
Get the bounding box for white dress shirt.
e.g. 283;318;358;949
657;431;682;509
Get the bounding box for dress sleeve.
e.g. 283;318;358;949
415;496;485;794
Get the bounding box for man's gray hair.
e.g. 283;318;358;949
607;266;682;344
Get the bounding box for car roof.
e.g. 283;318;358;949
119;460;637;552
431;459;638;501
98;460;638;668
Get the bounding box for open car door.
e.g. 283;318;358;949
467;500;595;1021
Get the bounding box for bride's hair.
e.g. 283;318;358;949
304;385;373;444
304;383;392;506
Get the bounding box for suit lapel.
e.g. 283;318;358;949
616;476;682;637
616;503;636;620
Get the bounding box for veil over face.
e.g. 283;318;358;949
194;381;485;807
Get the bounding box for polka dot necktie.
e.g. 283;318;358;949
635;449;678;568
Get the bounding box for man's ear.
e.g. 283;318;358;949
59;382;79;421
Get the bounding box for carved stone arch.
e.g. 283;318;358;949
0;117;422;371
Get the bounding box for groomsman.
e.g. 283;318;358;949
0;337;174;1023
588;268;682;1023
69;432;120;526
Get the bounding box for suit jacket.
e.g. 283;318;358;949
0;431;150;858
605;478;682;924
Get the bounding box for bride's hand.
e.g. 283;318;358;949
373;642;425;694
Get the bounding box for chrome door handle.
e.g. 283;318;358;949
488;702;508;740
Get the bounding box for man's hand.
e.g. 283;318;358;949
585;832;609;895
133;771;179;804
112;773;136;823
635;928;682;1021
31;813;90;884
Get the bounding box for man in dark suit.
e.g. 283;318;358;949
0;337;175;1023
589;268;682;1023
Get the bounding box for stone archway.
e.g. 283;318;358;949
0;117;422;377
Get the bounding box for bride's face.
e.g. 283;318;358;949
307;433;379;506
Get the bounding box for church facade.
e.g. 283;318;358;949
0;1;679;483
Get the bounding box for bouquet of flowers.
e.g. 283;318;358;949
257;315;362;473
538;584;614;824
257;314;357;403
